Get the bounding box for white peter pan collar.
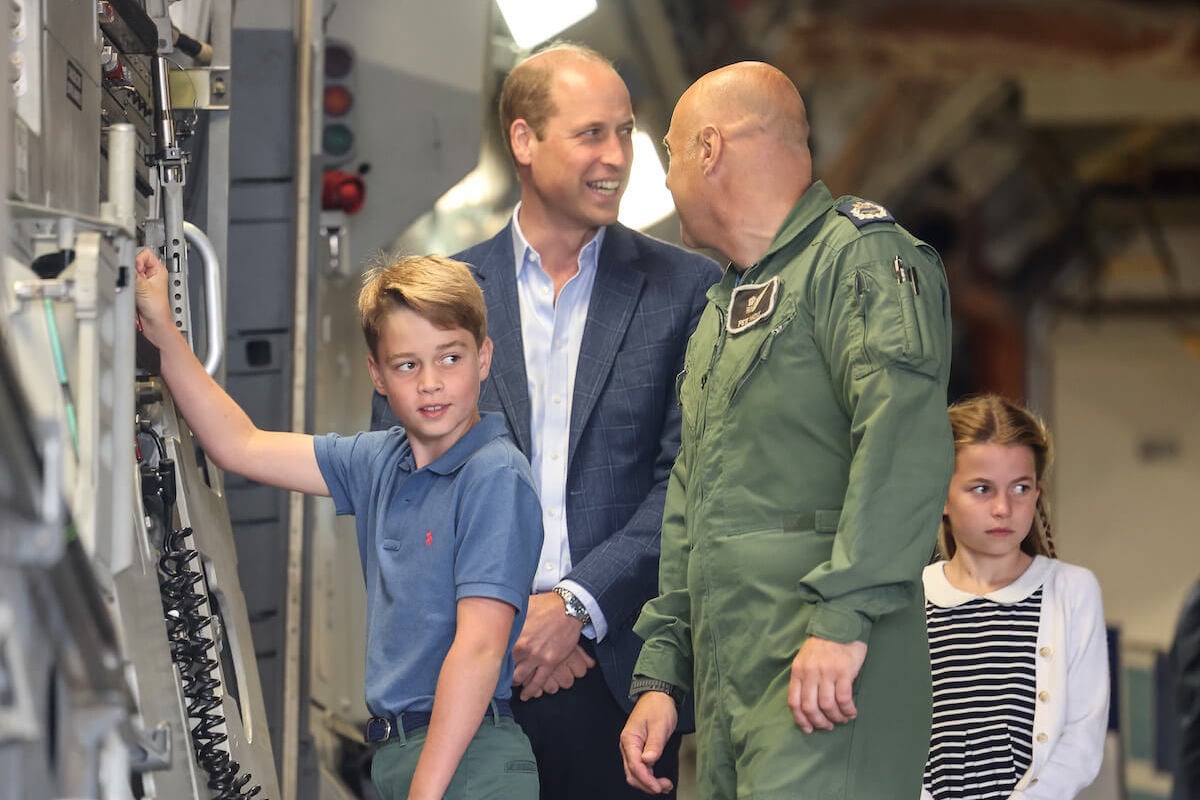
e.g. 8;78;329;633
924;555;1054;608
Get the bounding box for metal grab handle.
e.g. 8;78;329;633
182;222;224;376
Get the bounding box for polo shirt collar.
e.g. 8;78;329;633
419;412;509;476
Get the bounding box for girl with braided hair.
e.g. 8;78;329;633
921;394;1109;800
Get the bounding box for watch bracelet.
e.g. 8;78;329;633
629;676;685;705
551;586;591;625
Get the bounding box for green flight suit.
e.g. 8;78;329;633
634;181;954;799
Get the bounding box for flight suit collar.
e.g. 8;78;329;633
708;180;835;310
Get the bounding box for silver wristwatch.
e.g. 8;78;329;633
552;586;591;626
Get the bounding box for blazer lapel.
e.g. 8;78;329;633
570;225;643;467
470;227;533;455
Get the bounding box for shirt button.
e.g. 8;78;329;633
1029;779;1039;787
548;508;558;518
1036;733;1048;743
1038;690;1050;702
550;451;560;461
1040;646;1052;658
543;562;554;571
552;394;562;405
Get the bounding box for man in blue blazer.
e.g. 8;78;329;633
372;44;719;799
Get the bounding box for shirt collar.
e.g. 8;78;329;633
925;555;1055;607
416;412;510;476
509;203;606;279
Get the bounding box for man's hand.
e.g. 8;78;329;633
620;692;678;795
788;636;868;733
538;645;595;696
511;592;592;700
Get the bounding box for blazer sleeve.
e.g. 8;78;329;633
568;263;715;636
1013;566;1109;800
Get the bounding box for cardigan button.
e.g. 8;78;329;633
1038;690;1050;702
1036;732;1049;743
1039;646;1052;658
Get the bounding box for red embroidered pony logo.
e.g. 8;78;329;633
425;530;433;547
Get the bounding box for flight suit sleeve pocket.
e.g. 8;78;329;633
849;262;939;379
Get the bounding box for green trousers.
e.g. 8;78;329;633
370;714;538;800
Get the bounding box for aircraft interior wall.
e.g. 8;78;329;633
3;2;1198;799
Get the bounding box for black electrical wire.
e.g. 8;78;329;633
139;426;265;799
159;526;262;799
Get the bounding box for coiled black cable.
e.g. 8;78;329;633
139;424;265;799
159;527;261;798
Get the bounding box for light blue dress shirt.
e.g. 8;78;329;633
511;206;607;640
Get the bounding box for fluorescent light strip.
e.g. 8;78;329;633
496;0;598;50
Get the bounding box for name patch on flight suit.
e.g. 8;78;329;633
836;200;895;228
727;276;780;334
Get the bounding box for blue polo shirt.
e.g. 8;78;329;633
313;412;543;716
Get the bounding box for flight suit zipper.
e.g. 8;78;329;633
731;309;796;401
693;307;726;514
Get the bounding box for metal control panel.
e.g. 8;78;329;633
1;1;278;798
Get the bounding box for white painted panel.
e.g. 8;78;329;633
324;0;489;95
1051;316;1200;648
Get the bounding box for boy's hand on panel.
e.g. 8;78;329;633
134;248;175;345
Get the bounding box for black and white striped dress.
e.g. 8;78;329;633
923;563;1043;800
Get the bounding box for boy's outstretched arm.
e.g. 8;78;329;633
408;597;516;800
134;249;329;496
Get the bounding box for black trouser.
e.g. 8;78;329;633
512;638;681;800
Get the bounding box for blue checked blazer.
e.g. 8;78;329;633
371;221;720;717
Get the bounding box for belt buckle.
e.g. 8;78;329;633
365;716;392;742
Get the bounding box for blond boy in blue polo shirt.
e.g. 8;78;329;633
135;250;542;800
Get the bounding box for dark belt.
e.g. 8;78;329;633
365;698;512;743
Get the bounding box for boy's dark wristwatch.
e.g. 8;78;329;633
629;676;685;706
552;586;591;626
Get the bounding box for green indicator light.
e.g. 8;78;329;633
323;123;354;157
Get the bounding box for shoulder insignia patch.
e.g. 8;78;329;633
836;200;895;228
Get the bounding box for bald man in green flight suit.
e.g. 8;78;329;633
619;62;955;799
